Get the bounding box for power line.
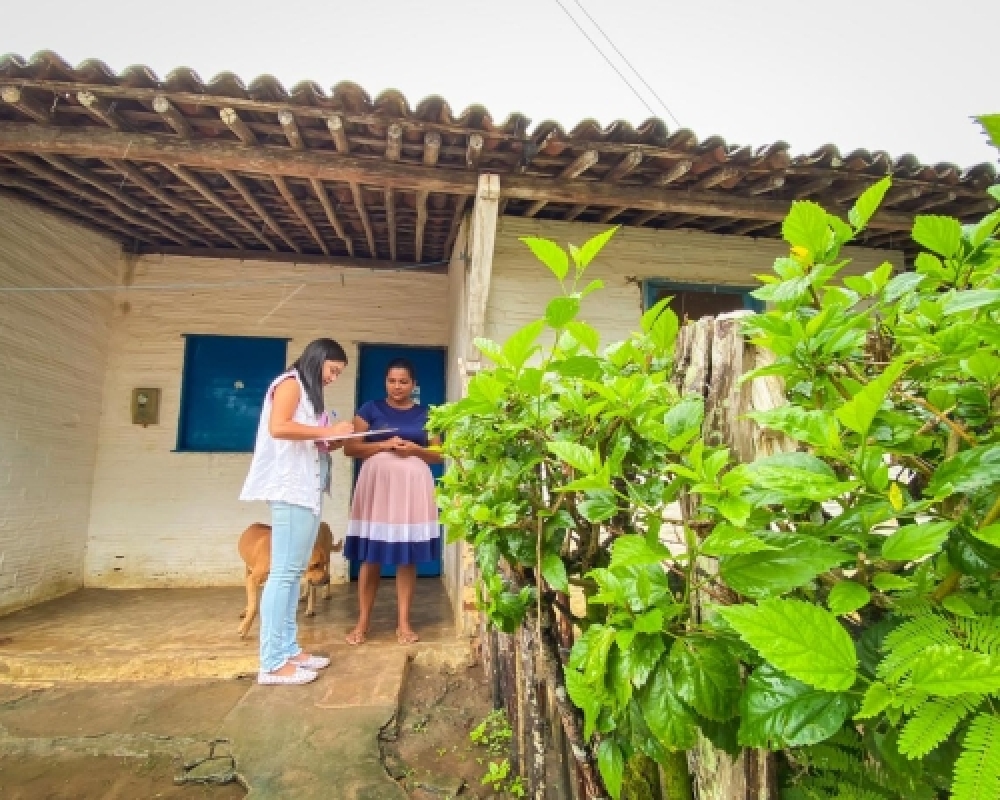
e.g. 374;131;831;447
551;0;661;123
568;0;682;128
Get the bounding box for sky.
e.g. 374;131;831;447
4;0;998;169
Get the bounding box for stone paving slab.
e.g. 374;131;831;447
316;650;408;710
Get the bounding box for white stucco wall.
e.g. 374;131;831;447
0;195;122;613
84;254;449;588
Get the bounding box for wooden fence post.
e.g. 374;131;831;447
674;311;794;800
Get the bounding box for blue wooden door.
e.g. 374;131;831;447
350;344;447;579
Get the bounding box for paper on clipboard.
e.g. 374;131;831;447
321;428;398;442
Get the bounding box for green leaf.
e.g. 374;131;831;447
700;523;778;556
951;712;1000;800
971;523;1000;547
668;637;741;721
632;609;664;634
609;535;671;569
738;664;851;748
576;226;619;270
881;521;954;562
520;236;569;280
848;176;892;231
741;451;855;502
596;739;624;800
720;536;846;598
566;320;599;353
855;681;892;720
835;357;908;436
827;581;871;616
502;320;546;369
783;200;831;259
941;289;1000;315
719;598;858;691
872;572;912;592
541;552;569;592
926;444;1000;496
909;645;1000;696
976;114;1000;150
912;215;963;258
747;405;840;449
580;278;604;297
473;337;507;366
639;659;698;751
883;271;925;303
547;441;600;474
644;303;680;351
546;296;580;328
564;668;602;740
579;491;619;523
963;352;1000;385
942;595;977;618
621;633;666;688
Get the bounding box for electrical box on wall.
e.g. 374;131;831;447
131;388;160;426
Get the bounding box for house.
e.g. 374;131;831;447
1;51;995;635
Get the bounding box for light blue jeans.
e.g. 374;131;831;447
259;460;327;673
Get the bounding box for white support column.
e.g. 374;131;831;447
463;173;501;377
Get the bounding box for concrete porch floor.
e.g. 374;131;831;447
0;579;464;683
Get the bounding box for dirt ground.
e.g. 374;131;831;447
0;753;246;799
383;662;516;800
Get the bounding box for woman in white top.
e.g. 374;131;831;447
240;338;354;685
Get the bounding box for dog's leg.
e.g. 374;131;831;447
239;574;259;638
305;584;316;617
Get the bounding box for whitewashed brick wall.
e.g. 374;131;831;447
0;196;122;613
85;255;449;588
487;218;902;345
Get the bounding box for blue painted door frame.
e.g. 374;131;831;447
642;280;764;314
349;344;447;579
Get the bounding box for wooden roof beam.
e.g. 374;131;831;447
152;95;192;138
385;123;403;161
728;219;777;235
39;154;198;244
165;165;273;249
793;176;835;199
0;123;923;232
603;150;643;183
662;214;699;229
220;107;257;145
77;91;128;131
747;174;786;195
326;114;350;153
415;131;441;262
5;153;184;244
309;179;353;256
0;174;151;243
272;175;329;255
466;133;484;169
350;183;376;258
219;169;301;252
692;167;741;190
135;246;447;272
633;210;661;226
107;160;241;248
564;204;588;221
444;196;468;259
278;110;304;150
384;124;403;259
525;148;600;217
653;159;694;186
1;86;51;124
596;206;628;224
883;185;924;208
909;191;958;214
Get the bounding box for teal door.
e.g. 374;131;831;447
349;344;447;579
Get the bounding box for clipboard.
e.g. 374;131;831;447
321;428;398;442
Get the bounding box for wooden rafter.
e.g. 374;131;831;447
0;122;948;234
564;205;588;221
326;114;350;152
0;174;150;243
693;166;741;190
747;174;786;195
883;185;924;207
165;164;274;249
320;117;374;257
596;206;628;224
384;124;403;260
525;149;600;217
793;176;835;199
278;110;304;150
107;160;239;248
604;150;643;183
272;175;329;255
654;159;694;186
219;107;257;145
309;179;353;256
415;131;441;262
76;91;128;131
466;133;484;169
909;191;958;214
633;210;662;226
4;153;184;243
135;245;447;272
152;95;192;138
1;86;50;124
662;214;699;229
38;154;195;243
729;219;776;235
444;195;467;259
219;169;300;252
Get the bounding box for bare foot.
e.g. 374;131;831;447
345;627;367;646
396;628;419;644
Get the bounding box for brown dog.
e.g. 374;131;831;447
237;522;342;638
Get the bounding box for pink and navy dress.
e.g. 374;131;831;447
344;400;442;565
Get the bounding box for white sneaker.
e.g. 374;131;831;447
293;655;331;670
257;666;318;685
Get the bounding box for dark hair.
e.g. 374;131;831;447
291;338;347;414
386;357;417;382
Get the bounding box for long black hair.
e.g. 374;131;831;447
291;338;347;414
386;357;417;382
